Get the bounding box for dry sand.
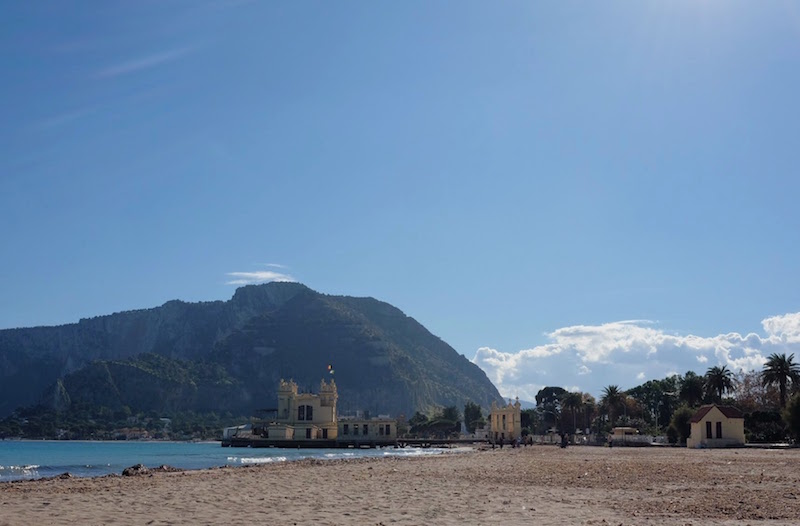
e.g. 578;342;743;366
2;445;800;525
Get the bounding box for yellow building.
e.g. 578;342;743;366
686;404;745;448
489;398;522;442
266;378;339;440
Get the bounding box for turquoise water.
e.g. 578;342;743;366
0;440;455;481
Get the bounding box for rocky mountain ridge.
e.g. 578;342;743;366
0;283;503;418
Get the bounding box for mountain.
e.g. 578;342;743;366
0;283;503;418
0;282;306;416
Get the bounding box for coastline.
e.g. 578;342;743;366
0;439;465;482
3;446;800;525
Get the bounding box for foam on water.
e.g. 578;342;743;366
228;456;289;464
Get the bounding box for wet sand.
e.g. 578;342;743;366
2;446;799;525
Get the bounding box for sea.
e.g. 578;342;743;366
0;440;460;482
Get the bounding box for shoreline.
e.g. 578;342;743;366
3;446;800;525
0;440;472;483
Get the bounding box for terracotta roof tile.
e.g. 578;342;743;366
689;404;744;423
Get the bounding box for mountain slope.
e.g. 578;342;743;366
0;283;503;418
0;282;308;415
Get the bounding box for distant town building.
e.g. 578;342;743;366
686;404;745;448
338;417;397;443
489;398;522;442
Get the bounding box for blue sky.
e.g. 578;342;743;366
2;1;799;400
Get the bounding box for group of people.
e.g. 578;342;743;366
490;434;536;449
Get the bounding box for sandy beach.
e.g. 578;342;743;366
2;445;799;525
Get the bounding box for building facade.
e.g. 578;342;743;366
489;398;522;442
265;378;339;440
686;404;745;448
338;418;397;444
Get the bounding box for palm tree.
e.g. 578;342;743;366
761;353;800;408
679;372;705;407
601;385;624;427
562;391;583;433
705;365;734;402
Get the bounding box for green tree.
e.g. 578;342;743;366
535;386;567;408
784;393;800;443
601;385;624;427
745;411;786;443
427;406;460;437
440;406;461;425
679;372;705;407
463;402;482;434
670;405;694;444
535;386;566;432
705;365;734;402
520;408;536;431
408;412;429;434
762;353;800;409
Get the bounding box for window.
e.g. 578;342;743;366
716;422;722;439
502;415;506;430
354;424;359;435
343;424;349;435
297;405;313;421
385;424;390;435
363;424;369;435
706;421;712;439
305;428;312;439
322;429;328;439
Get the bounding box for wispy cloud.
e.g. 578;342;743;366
472;313;800;400
32;106;96;131
95;47;194;78
226;269;295;285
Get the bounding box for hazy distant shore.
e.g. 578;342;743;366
2;446;800;525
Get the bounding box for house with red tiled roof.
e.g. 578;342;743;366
686;404;745;448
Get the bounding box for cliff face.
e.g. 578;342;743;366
0;283;503;418
0;282;307;415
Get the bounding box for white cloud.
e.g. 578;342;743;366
226;269;295;285
96;47;194;78
762;313;800;343
472;313;800;400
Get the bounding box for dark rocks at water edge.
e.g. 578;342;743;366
122;464;183;476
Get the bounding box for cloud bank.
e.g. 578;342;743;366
472;313;800;402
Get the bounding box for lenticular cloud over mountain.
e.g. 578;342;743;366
472;312;800;401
